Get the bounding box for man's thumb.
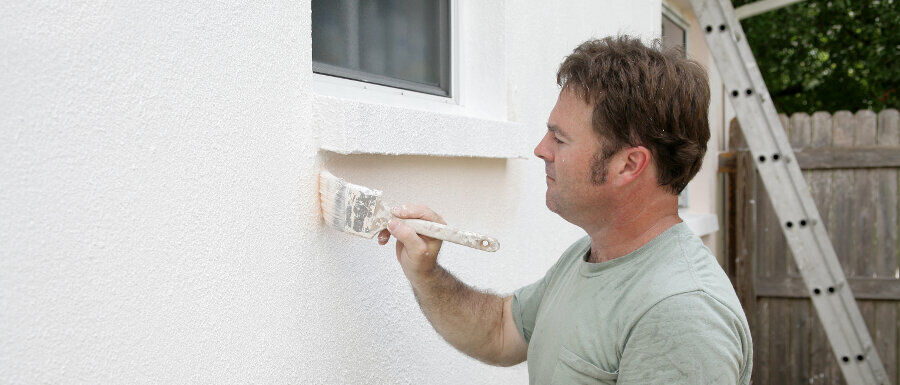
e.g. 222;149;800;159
388;219;426;252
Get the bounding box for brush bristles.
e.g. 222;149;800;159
319;170;384;238
318;171;348;225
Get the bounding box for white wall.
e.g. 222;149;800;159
2;1;318;382
1;1;669;383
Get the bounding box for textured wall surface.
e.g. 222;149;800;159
1;1;318;382
0;1;724;384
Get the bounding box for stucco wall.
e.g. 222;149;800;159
2;1;318;382
0;1;700;383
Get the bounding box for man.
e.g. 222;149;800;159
377;36;752;384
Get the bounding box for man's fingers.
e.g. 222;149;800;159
390;203;446;225
387;219;427;255
377;229;391;245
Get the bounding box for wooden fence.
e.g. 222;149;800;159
720;109;900;384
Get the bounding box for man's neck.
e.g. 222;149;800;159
585;194;681;264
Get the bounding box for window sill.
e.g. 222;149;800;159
314;94;530;159
679;211;719;237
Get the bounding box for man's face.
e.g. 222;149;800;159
534;88;612;219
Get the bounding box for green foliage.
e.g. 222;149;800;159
731;0;898;114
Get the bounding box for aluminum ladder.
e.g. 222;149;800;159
687;0;889;383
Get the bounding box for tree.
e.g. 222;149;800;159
732;0;898;114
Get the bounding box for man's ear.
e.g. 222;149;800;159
614;146;652;186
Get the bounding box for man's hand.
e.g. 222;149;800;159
377;204;445;281
377;203;527;367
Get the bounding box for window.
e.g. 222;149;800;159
661;2;689;58
312;0;451;97
311;1;528;159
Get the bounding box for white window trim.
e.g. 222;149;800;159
313;0;529;159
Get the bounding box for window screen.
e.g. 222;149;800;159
312;0;451;97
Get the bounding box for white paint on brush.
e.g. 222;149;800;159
320;171;499;252
319;170;387;238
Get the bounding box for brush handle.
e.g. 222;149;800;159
403;219;500;252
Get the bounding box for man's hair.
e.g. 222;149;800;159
557;36;710;195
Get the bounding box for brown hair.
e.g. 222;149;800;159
557;36;710;194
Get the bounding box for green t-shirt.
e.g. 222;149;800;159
512;223;752;384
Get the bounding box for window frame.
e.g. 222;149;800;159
311;0;453;97
662;2;690;55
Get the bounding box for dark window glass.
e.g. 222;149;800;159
312;0;451;96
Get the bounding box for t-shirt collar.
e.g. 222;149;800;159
579;222;689;277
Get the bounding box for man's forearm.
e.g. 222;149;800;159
408;265;505;364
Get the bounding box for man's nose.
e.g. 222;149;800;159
534;132;554;162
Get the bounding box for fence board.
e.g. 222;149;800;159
757;298;771;383
832;111;854;281
875;109;899;384
735;152;757;312
786;114;811;384
782;113;812;278
854;111;879;377
789;112;811;150
808;111;838;384
789;298;810;384
875;303;897;385
772;298;789;383
854;110;877;278
729;126;764;384
758;178;774;280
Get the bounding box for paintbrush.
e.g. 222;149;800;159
318;170;500;252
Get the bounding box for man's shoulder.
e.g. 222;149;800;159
640;290;746;328
635;225;732;294
616;225;746;322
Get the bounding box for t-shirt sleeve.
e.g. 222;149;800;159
617;291;749;385
511;272;550;345
512;236;588;345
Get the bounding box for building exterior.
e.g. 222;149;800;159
1;1;730;383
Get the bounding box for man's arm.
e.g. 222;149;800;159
379;204;528;366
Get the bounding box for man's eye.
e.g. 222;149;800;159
554;137;563;144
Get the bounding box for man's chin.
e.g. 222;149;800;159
545;195;558;213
